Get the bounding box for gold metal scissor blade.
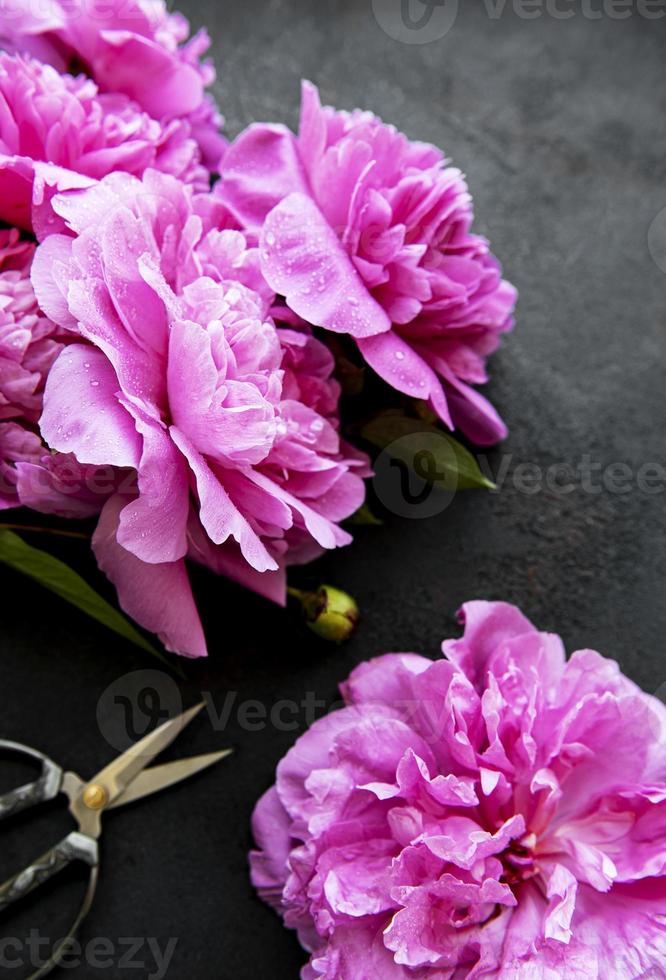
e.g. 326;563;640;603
106;749;233;810
71;703;205;829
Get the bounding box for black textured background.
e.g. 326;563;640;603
2;2;666;978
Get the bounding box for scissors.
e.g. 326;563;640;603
0;703;231;979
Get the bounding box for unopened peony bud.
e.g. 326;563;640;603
289;585;359;643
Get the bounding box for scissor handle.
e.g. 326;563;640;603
0;831;99;980
0;780;56;822
0;830;99;914
0;830;99;980
0;740;63;821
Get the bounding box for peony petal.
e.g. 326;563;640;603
92;493;207;658
333;720;437;788
250;786;292;909
15;457;109;519
321;840;397;918
66;275;166;416
543;863;578;943
187;516;287;605
499;878;666;977
94;31;203;118
341;652;434;711
570;878;666;976
167;319;277;466
100;206;169;358
260;192;391;339
30;233;77;330
220;123;310;231
443;599;538;690
297;81;327;176
432;357;508;445
0;154;34;230
116;413;189;564
276;704;403;820
170;425;278;573
40;345;141;468
50;171;140;237
357;331;452;427
31;161;97;241
244;468;352;552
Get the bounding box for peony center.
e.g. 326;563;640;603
499;832;539;888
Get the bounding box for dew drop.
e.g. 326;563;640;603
395;350;405;361
265;231;276;246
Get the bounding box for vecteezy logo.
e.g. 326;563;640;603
372;0;459;44
97;670;183;753
373;431;459;518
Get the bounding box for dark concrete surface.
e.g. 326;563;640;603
2;2;665;977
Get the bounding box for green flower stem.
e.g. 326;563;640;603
0;523;90;541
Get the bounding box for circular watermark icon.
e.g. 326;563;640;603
372;0;459;43
373;431;460;518
96;670;182;754
647;205;666;274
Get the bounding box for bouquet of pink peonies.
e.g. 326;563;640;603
0;1;515;658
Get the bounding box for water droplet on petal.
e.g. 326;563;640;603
395;350;405;361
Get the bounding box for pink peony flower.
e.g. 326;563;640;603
14;447;117;518
0;0;225;171
251;600;666;978
0;225;112;514
34;169;368;657
219;82;517;445
0;52;209;232
0;227;64;507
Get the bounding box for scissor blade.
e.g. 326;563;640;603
107;750;232;810
87;702;205;806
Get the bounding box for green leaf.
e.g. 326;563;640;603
0;529;166;662
345;502;384;526
362;414;495;491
